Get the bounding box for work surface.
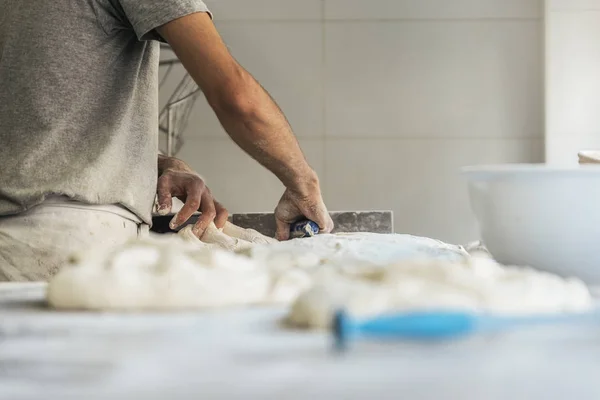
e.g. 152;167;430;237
1;284;600;400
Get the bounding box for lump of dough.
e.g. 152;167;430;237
47;235;270;311
268;268;313;304
178;222;272;252
177;225;217;249
200;223;254;251
242;232;471;270
287;280;392;329
223;222;278;245
177;223;253;251
287;257;593;329
48;230;593;325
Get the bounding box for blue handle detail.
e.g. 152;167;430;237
334;310;477;350
290;220;320;239
333;310;599;350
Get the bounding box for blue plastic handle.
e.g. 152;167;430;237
333;309;600;350
290;220;320;239
334;310;478;349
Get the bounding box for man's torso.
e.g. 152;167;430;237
0;0;160;224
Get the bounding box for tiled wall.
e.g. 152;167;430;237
546;0;600;165
166;0;544;244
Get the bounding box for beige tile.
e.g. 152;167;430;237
323;138;544;244
547;0;600;11
325;0;542;20
204;0;322;21
325;21;543;139
186;21;324;139
546;133;600;166
177;138;324;214
546;11;600;139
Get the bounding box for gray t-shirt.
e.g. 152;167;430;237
0;0;211;224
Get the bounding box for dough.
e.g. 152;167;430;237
268;268;314;304
288;280;392;329
287;257;593;329
47;232;593;326
222;223;278;245
176;225;216;249
47;232;468;311
241;232;470;269
47;235;270;310
178;222;276;251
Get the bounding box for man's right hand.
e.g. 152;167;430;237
274;174;334;241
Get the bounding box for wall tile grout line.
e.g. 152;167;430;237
321;0;328;194
213;18;541;23
214;19;322;23
185;137;545;142
541;2;548;163
321;137;545;141
547;8;600;12
324;18;542;22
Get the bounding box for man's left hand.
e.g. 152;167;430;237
156;155;228;237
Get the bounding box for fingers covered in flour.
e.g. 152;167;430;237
275;218;291;242
157;156;230;233
214;200;229;229
158;170;229;237
192;191;217;237
172;179;204;230
309;206;334;234
156;176;173;216
274;188;334;241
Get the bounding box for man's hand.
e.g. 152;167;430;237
158;14;334;238
274;173;334;241
157;155;228;237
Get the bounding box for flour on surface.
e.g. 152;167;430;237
248;232;470;266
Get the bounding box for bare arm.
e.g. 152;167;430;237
157;13;334;238
157;13;316;192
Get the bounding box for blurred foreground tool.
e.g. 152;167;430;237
333;310;599;350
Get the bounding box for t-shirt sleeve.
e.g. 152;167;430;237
117;0;212;41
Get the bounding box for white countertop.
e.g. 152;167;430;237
1;283;600;400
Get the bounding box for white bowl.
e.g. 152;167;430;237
462;164;600;284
